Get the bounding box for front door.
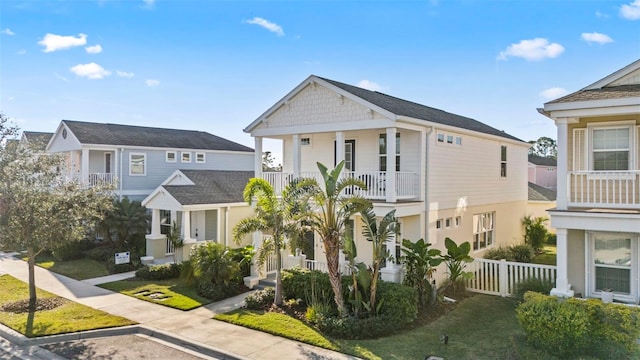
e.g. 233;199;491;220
105;153;112;173
335;139;356;171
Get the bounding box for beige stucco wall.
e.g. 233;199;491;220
567;229;586;297
526;201;556;232
226;205;256;247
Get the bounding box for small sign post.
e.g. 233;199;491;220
115;251;130;265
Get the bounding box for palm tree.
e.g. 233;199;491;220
360;207;399;313
294;161;371;315
233;178;305;305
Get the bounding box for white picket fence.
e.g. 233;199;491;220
465;258;557;297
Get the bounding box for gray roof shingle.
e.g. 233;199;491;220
546;84;640;104
528;155;557;167
162;170;254;205
528;182;557;202
23;131;53;150
63;120;253;152
318;77;523;142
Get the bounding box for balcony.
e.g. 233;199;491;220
568;171;640;209
89;173;117;187
261;171;419;201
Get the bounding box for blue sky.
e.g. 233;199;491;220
1;0;639;160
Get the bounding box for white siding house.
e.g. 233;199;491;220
540;59;640;303
245;75;530;284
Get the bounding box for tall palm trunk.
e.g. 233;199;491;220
27;246;37;310
370;265;380;313
275;248;283;305
324;236;344;315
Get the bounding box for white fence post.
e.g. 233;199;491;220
499;259;508;297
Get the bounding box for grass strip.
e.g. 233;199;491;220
0;275;135;338
99;278;211;310
33;257;110;280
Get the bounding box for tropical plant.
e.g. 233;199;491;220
166;220;184;263
293;161;371;315
522;215;548;253
441;237;473;297
341;222;368;316
183;241;241;286
96;197;149;258
360;207;399;314
233;178;306;305
401;238;443;309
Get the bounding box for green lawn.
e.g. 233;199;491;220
31;256;110;280
0;275;135;338
216;295;558;360
99;278;211;310
531;245;557;265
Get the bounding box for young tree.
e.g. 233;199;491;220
528;136;557;159
401;238;443;309
0;114;113;309
294;161;371;315
360;207;399;314
233;177;305;305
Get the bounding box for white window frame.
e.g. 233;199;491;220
437;133;445;143
587;123;634;171
436;219;442;230
195;152;205;163
586;231;637;303
455;216;461;227
379;132;400;172
445;218;452;228
300;137;311;146
166;151;177;163
500;145;507;178
472;212;495;251
181;152;192;163
129;152;146;176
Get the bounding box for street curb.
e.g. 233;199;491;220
0;323;249;360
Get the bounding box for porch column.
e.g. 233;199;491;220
145;208;166;260
386;127;397;203
335;131;344;165
243;231;265;288
254;137;263;178
217;208;223;243
182;210;192;242
555;118;569;210
151;209;161;235
81;149;89;184
293;134;301;177
113;150;119;189
550;228;574;298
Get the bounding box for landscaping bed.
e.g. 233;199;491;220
99;278;213;311
0;275;135;338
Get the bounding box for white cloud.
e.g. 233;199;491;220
38;33;87;53
1;28;14;36
245;17;284;36
540;87;568;100
70;62;111;79
595;10;609;18
146;79;160;87
117;70;135;78
497;38;564;61
85;44;103;54
581;32;613;44
620;0;640;20
17;49;26;55
142;0;155;7
54;72;69;82
8;96;14;101
357;80;384;92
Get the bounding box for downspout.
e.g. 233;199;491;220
119;147;124;201
424;127;433;243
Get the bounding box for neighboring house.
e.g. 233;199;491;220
142;170;255;262
19;131;53;151
45;120;254;201
527;182;556;232
244;75;530;284
528;154;557;190
540;59;640;303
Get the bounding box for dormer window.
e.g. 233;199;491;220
592;127;629;171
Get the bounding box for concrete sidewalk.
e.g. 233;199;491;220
0;253;359;360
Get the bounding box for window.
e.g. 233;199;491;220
160;210;172;235
300;137;311;146
447;135;453;144
445;218;452;228
166;151;176;163
196;152;205;163
455;216;461;227
437;133;445;142
473;212;495;250
379;133;400;171
181;152;191;163
592;128;629;171
500;145;507;177
129;153;146;176
436;219;442;230
455;137;462;145
592;232;633;295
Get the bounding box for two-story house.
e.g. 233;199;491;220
528;155;557;190
541;59;640;303
245;75;530;283
46;120;254;201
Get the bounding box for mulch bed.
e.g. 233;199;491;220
0;297;67;314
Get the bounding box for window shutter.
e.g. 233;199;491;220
573;128;586;171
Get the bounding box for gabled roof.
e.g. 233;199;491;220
21;131;53;150
546;59;640;105
246;75;523;142
528;155;557;167
61;120;253;152
161;170;253;205
528;182;556;202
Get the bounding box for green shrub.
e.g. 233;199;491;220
197;282;246;302
522;216;548;253
282;267;337;305
512;278;554;302
245;288;275;310
546;233;557;245
84;245;115;262
135;263;181;280
517;292;640;358
52;239;95;261
105;257;139;274
483;247;511;260
509;244;535;263
185;242;242;285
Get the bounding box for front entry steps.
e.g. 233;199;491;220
254;273;276;290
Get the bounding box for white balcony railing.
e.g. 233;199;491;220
261;171;418;201
568;171;640;209
89;173;116;187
